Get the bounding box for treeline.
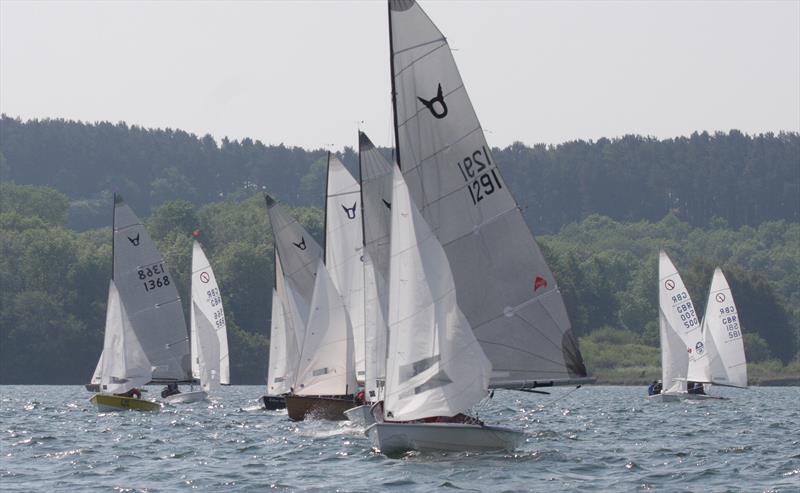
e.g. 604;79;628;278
1;116;798;233
1;182;797;384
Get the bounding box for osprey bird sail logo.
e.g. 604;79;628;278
128;233;140;246
418;83;448;119
293;237;307;250
382;199;391;210
342;202;357;220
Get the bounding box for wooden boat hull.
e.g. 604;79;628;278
163;390;207;404
365;422;524;455
90;393;160;412
285;395;355;421
262;395;287;410
344;404;375;427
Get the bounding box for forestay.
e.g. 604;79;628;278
388;0;586;388
384;165;491;421
190;241;230;391
688;268;748;388
359;132;394;402
325;155;366;382
658;251;700;393
113;194;190;382
294;258;357;397
99;280;152;394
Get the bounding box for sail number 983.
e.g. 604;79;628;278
455;146;504;206
138;263;171;293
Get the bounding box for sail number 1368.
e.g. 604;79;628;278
138;263;171;293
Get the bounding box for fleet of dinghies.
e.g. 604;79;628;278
85;0;749;457
650;251;748;402
88;194;229;412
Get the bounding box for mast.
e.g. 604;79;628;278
387;1;402;169
323;151;331;264
111;192;116;280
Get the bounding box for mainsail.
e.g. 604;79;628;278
658;251;701;393
325;154;366;383
99;280;152;394
687;268;748;388
190;241;230;391
359;132;394;402
113;194;190;382
388;0;586;388
384;164;491;421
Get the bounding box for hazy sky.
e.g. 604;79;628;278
2;0;798;150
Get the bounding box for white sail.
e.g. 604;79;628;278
384;165;492;421
658;251;701;393
113;194;190;382
359;132;394;402
293;258;357;396
266;195;323;316
190;241;230;391
90;351;103;385
100;280;152;394
388;0;586;388
267;250;302;395
691;268;748;388
325;154;366;383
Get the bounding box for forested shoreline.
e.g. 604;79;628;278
1;117;798;384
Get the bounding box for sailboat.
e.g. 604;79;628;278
344;132;394;426
365;0;590;453
89;194;192;411
163;240;230;403
265;195;357;421
685;268;748;392
650;250;716;402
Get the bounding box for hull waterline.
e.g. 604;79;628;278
285;395;355;421
163;390;207;404
365;422;524;455
90;393;160;412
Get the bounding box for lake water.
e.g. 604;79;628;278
1;385;798;492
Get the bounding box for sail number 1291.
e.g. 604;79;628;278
455;146;504;206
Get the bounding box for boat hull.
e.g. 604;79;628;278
365;422;524;455
344;404;375;427
163;390;207;404
285;395;355;421
84;383;100;392
90;393;160;412
262;395;287;410
648;393;727;402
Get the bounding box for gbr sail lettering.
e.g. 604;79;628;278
719;304;740;338
455;146;504;206
206;288;226;328
139;263;171;293
672;292;698;328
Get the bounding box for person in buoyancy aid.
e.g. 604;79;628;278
687;381;705;395
117;388;142;399
161;382;181;398
648;380;663;396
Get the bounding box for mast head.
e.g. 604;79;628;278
265;194;276;208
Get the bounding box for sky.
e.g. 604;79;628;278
1;0;799;150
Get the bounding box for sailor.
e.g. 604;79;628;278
161;382;181;398
687;381;705;395
117;388;141;399
648;380;663;395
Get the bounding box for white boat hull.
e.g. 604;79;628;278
344;404;375;427
365;422;524;455
163;390;207;404
648;392;726;402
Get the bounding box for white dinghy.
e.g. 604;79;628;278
164;240;230;404
344;132;394;427
649;251;721;402
365;166;523;455
685;268;747;395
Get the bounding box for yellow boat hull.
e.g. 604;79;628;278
90;393;161;412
